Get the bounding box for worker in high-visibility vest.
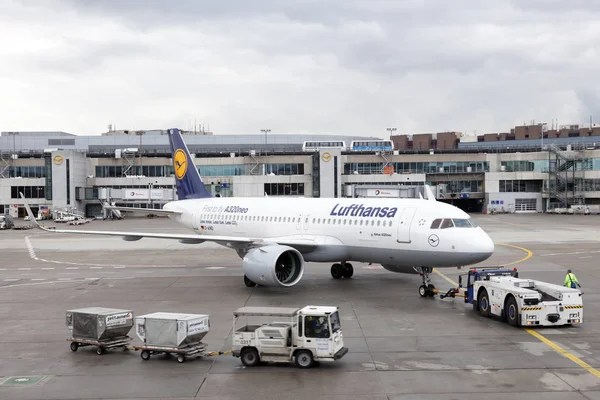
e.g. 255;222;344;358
564;269;581;289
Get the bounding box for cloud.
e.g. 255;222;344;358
0;0;599;136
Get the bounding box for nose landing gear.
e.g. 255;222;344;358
415;267;436;297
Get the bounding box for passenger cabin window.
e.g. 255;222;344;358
304;316;330;338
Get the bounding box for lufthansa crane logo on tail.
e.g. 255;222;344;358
174;149;187;180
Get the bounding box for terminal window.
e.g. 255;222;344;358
264;183;305;196
11;186;45;199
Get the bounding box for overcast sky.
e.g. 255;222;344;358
0;0;599;137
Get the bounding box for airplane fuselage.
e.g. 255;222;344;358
164;196;494;270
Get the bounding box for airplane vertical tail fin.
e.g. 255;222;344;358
167;128;213;200
424;185;437;201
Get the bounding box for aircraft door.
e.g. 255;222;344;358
396;207;418;244
192;213;199;231
303;214;310;230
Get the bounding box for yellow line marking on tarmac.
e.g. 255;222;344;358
495;242;533;265
433;242;600;380
525;328;600;379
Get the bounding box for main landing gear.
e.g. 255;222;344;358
415;267;436;298
330;263;353;280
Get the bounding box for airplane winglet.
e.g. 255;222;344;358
424;185;436;201
19;193;47;231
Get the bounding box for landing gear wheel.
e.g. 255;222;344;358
342;263;354;278
331;263;343;279
70;342;78;352
506;296;520;327
244;275;256;287
419;285;428;298
427;284;436;297
96;347;104;355
177;355;186;363
294;350;314;369
478;289;491;317
141;350;150;361
240;348;260;367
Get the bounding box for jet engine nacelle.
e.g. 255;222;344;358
242;245;305;287
381;265;419;274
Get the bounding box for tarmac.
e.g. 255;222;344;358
1;212;600;399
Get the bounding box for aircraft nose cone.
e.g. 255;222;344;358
473;231;495;262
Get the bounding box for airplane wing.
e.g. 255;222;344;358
20;194;318;251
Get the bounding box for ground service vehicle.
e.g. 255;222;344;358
458;268;583;327
231;306;348;368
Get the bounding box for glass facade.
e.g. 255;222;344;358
344;161;489;175
501;160;549;172
7;166;46;178
575;179;600;192
11;186;45;198
499;180;543;192
264;183;305;196
439;181;483;193
95;163;306;178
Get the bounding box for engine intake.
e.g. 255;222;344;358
243;245;304;287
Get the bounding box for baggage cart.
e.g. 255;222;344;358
67;336;132;355
133;342;210;363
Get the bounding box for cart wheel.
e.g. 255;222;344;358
240;347;260;367
478;289;491;317
294;350;314;369
70;342;79;352
141;350;150;361
177;355;186;363
96;347;105;355
506;296;520;327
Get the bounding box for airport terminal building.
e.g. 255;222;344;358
2;123;600;218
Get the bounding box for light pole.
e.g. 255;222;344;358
261;129;271;145
386;127;397;139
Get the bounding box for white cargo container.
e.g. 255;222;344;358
66;307;134;341
135;312;210;348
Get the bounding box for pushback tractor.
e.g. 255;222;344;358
454;268;584;327
231;305;348;369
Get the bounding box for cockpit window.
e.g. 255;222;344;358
452;219;473;227
430;219;442;229
440;219;454;229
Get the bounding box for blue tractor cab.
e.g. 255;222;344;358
458;267;519;304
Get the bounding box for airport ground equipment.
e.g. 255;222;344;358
450;268;584;327
133;312;211;363
66;307;134;355
231;305;348;369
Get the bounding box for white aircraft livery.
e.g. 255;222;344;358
21;128;495;297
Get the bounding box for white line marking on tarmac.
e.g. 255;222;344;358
31;278;45;281
205;267;225;270
4;279;19;282
18;268;31;271
25;236;39;260
541;250;600;256
41;268;54;270
66;267;79;270
90;267;103;269
113;266;126;269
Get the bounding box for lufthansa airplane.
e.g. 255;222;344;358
21;128;494;297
